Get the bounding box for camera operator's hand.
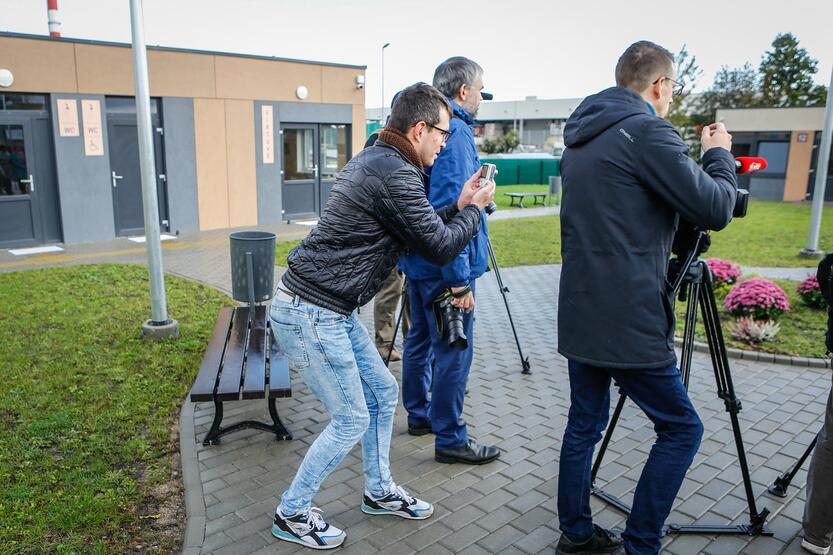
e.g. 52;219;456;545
701;122;732;153
450;286;474;311
456;169;496;212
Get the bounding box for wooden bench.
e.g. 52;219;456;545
189;305;292;445
504;192;548;208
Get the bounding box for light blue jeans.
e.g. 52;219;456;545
270;293;399;516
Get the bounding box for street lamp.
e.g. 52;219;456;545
381;42;390;123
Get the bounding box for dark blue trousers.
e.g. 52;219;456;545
558;359;704;555
402;277;475;450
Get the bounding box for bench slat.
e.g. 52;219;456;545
190;307;234;402
268;321;292;399
216;306;249;401
242;306;268;400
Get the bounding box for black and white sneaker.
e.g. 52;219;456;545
271;507;346;550
361;483;434;519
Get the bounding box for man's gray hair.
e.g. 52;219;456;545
432;56;483;100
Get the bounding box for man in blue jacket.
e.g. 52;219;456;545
399;57;500;465
555;41;737;555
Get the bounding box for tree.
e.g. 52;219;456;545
759;32;827;107
481;130;520;154
667;45;704;157
695;63;761;125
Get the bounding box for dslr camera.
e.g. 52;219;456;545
432;286;470;349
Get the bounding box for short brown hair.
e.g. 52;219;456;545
615;41;674;92
387;82;451;134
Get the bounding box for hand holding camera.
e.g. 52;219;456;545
701;122;733;153
457;167;497;212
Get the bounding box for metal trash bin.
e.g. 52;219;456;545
548;175;562;205
229;231;277;305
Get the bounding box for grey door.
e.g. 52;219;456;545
107;117;168;236
281;123;351;220
281;124;319;220
0;117;42;247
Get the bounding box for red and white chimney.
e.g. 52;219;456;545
47;0;61;37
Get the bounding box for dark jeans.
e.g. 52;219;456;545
558;360;704;555
402;277;475;450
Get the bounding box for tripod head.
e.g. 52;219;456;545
668;226;712;299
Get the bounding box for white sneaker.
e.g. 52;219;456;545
271;507;346;550
361;483;434;519
802;538;831;555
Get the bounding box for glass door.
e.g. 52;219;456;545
0;118;42;247
281;125;319;220
281;123;351;221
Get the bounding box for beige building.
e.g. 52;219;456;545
0;32;366;247
717;106;831;202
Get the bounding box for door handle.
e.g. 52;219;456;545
313;165;319;178
112;171;124;188
20;174;34;193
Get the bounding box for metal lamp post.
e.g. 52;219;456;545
381;42;390;122
801;66;833;258
129;0;179;340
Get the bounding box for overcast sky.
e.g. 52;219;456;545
2;0;831;108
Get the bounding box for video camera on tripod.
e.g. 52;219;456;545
669;156;766;294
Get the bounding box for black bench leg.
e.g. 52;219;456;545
202;398;293;445
268;398;293;441
204;399;225;445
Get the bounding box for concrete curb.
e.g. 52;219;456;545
179;397;205;554
674;337;831;369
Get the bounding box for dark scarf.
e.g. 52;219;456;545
379;128;423;170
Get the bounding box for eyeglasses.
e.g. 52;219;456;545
652;76;685;97
426;122;454;141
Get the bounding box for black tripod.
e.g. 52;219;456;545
486;236;532;374
768;436;818;498
385;275;408;367
589;232;772;537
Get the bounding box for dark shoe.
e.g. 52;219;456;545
435;439;500;465
555;525;623;555
408;424;433;436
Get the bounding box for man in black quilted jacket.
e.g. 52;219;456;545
268;82;496;550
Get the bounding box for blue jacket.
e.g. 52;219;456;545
399;100;489;286
558;87;737;369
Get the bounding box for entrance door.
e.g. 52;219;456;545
0;118;42;247
281;125;319;220
281;123;351;220
107;117;168;236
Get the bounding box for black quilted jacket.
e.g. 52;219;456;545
282;140;482;315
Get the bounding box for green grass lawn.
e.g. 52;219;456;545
674;278;829;359
0;265;233;553
707;200;833;267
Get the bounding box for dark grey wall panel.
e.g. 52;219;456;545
276;102;352;124
33;117;62;242
161;97;199;234
49;94;115;244
254;101;282;225
749;177;785;201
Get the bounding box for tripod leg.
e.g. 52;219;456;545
591;390;627;484
385;277;408;366
698;269;770;534
486;237;531;374
769;436;818;497
679;281;699;390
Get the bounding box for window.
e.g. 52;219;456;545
0;94;47;111
756;142;789;175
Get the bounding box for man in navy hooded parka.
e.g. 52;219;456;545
555;41;738;555
399;57;500;466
